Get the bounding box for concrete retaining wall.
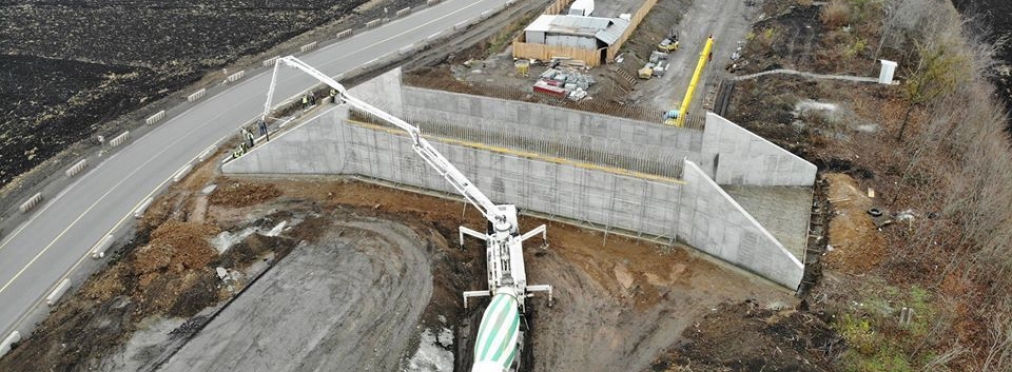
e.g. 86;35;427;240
357;69;813;186
702;113;817;186
224;107;805;288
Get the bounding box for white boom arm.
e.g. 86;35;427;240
266;56;507;227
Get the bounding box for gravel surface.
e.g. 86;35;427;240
156;219;434;372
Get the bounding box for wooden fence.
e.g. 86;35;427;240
606;0;658;61
512;39;603;66
513;0;658;66
544;0;574;15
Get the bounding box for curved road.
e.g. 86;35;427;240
0;0;503;344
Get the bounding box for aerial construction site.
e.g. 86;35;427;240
3;0;1012;371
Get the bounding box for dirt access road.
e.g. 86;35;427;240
632;0;763;112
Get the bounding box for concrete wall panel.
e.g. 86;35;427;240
702;112;817;186
224;107;804;288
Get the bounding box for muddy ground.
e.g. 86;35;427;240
0;140;801;372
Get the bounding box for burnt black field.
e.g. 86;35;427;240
951;0;1012;126
0;0;376;187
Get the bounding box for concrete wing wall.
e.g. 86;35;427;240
348;68;404;117
223;107;351;175
702;112;817;186
679;160;804;288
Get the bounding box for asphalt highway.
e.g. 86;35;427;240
0;0;504;344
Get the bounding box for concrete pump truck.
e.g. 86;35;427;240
262;56;553;372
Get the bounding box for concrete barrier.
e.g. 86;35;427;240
187;88;207;102
173;164;193;183
481;10;492;19
65;159;88;178
227;70;245;83
110;131;130;147
263;56;280;67
337;29;353;39
145;110;166;125
396;7;411;17
0;331;21;359
399;44;414;56
19;193;43;214
90;234;115;259
426;0;440;5
45;279;71;306
300;42;318;53
198;148;214;162
134;197;153;219
366;19;382;28
427;31;443;42
454;20;470;31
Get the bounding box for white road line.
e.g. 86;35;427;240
0;97;251;295
0;0;492;333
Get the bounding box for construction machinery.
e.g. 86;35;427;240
262;56;553;372
665;36;714;127
657;36;679;52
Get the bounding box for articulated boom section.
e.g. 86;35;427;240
264;56;553;372
266;56;506;226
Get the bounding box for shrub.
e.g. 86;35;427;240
821;0;851;28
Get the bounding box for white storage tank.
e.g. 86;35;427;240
879;59;898;85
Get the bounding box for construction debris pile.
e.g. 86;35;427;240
532;67;597;101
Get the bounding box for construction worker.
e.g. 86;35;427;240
302;95;309;109
258;120;270;142
245;129;255;148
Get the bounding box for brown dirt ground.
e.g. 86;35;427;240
822;173;885;274
651;301;838;372
0;150;292;371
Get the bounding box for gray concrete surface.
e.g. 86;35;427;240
399;86;703;178
224;105;805;288
372;71;814;186
158;220;433;372
724;185;814;262
0;0;505;347
702;112;817;186
678;161;804;288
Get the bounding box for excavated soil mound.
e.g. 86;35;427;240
135;221;220;277
208;181;282;208
823;173;885;274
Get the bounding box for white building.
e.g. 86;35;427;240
523;14;630;50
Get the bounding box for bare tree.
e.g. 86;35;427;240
875;0;932;58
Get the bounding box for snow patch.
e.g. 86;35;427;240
211;221;288;253
794;99;841;122
403;328;453;372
